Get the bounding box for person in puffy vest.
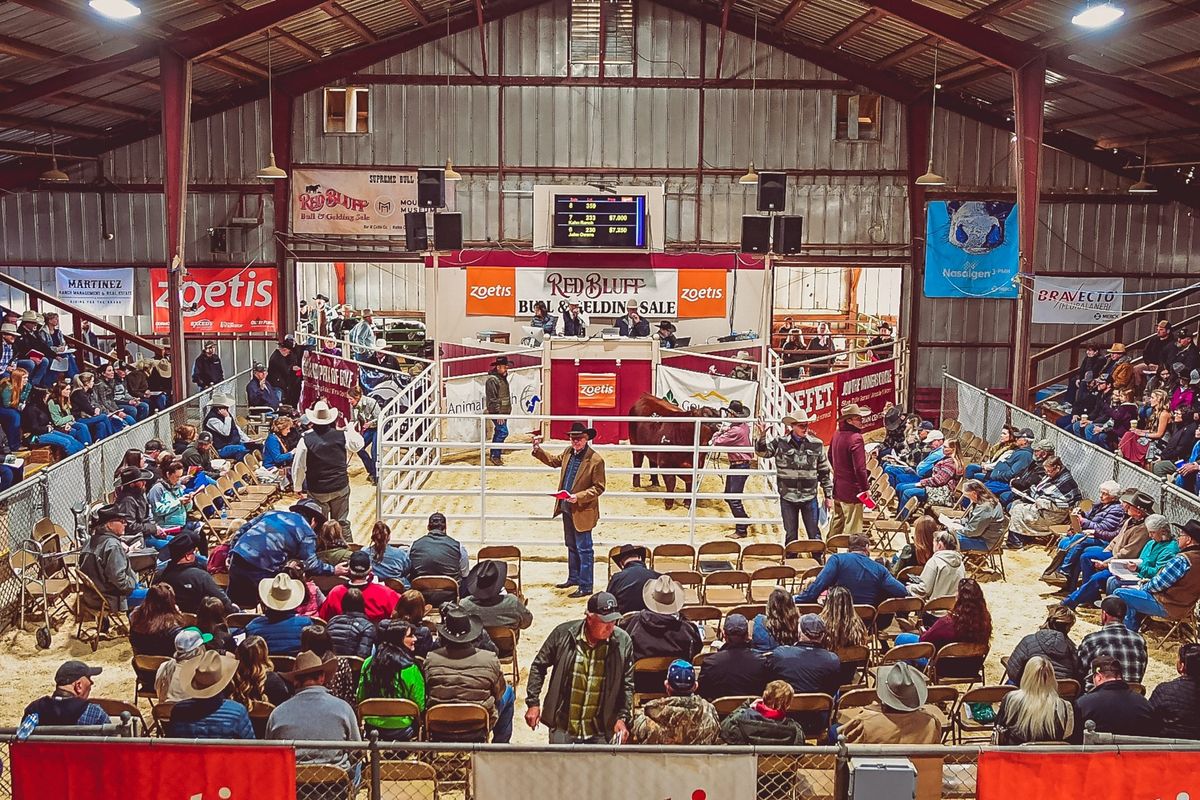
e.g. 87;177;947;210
24;661;110;730
293;400;364;541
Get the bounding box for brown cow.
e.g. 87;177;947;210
628;393;720;510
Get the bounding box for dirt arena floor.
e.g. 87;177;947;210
0;441;1181;744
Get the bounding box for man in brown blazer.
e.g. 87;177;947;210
533;422;606;597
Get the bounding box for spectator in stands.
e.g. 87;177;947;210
129;583;185;660
0;427;19;490
1005;606;1080;683
267;651;361;775
1063;492;1157;594
315;520;353;567
360;340;401;392
114;465;170;554
294;399;362;539
964;425;1016;482
995;439;1053;507
1120;389;1172;465
654;320;678;349
203;395;258;462
347;384;380;483
300;624;365;707
47;380;94;446
605;544;659;613
320;551;399;622
697;614;769;701
23;385;84;456
156;628;209;703
752;588;800;653
1149;642;1200;740
230;635;291;707
866;322;893;361
819;585;870;651
616;299;650;338
155;532;232;614
1069;343;1107;410
364;521;408;583
631;659;719;745
79;504;142;613
829;403;872;536
197;597;235;653
993;656;1077;745
1114;520;1200;632
622;577;702;695
245;574;316;656
36;312;76;380
425;603;514;743
780;328;804;377
525;592;634;744
173;423;195;455
226;499;343;608
0;366;26;447
327;588;376;658
1176;329;1200;375
1062;514;1178;610
167;650;255;739
797;533;908;606
1151;406;1198;478
838;662;945;744
896;438;964;514
1076;596;1147;689
392;589;437;657
92;364;134;430
805;322;837;375
191;340;224;390
268;338;301;408
884;429;945;488
358;619;426;741
1076;654;1158;737
126;360;162;413
1142;320;1177;373
1007;456;1081;547
755;410;833;543
14;310;55;387
262;415;295;472
148;458;201;541
408;512;469;604
972;428;1033;496
246;362;280;411
280;559;325;618
146;358;172;406
1170;375;1198;411
181;431;224;483
933;480;1007;558
898;577;991;653
907;531;965;601
111;363;149;421
24;661;109;728
720;679;806;745
0;323;17;377
1041;480;1127;585
461;560;534;630
765;613;842;705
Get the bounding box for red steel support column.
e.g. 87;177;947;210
1012;56;1045;405
272;89;295;337
160;47;191;402
904;98;930;408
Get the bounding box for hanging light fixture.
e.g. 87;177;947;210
1071;1;1124;28
915;43;947;187
739;10;760;185
1129;138;1158;194
89;0;141;19
256;31;288;181
39;131;69;183
442;9;462;181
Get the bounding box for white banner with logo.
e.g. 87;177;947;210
54;267;135;316
657;364;758;411
1032;276;1125;324
515;267;680;319
475;751;756;800
442;367;543;443
291;167;456;235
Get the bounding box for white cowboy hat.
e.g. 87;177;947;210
782;409;812;425
258;573;305;612
306;399;340;426
642;575;686;615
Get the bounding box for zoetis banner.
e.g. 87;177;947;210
300;350;360;419
657;364;759;411
463;267;728;319
54;267;135;316
785;359;897;441
11;741;296;800
150;266;277;334
442;367;542;443
578;373;617;408
291;167;456;235
1031;276;1125;324
977;751;1200;800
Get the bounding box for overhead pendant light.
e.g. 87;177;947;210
1129;138;1157;194
88;0;141;19
444;158;462;181
256;31;288;181
739;162;760;184
740;10;760;185
39;131;69;183
1071;1;1124;28
441;10;463;182
916;43;947;187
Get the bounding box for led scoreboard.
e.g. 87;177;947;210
552;195;647;249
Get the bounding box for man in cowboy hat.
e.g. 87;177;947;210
245;573;317;656
267;651;361;770
712;400;755;537
838;662;945;744
616;299;650;338
246;361;281;411
348;308;377;358
0;322;18;375
293;398;364;540
829;402;873;537
755;409;833;543
191;340;224;390
630;659;720;745
13;309;55;386
227;497;345;608
78;503;143;613
557;297;589;338
620;577;702;691
484;356;512;466
605;544;659;613
24;660;110;728
425;603;514;742
730;351;755;382
655;320;678;349
155;628;211;702
166;650;253;739
112;465;161;549
268;337;303;407
146;356;173;404
203;394;257;461
155;531;234;614
460;560;534;629
533;422;606;597
319;550;399;623
409;512;469;604
1114;519;1200;632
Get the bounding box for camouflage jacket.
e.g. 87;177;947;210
756;433;834;503
630;695;721;745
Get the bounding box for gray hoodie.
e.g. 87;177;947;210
908;549;965;603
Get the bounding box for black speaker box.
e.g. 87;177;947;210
416;168;445;209
772;215;804;254
404;211;428;251
756;171;787;212
433;212;463;250
741;215;771;254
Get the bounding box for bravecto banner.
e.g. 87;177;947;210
785;359;896;440
977;751;1200;800
578;373;617;408
291;167;456;235
150;266;277;334
1031;276;1125;324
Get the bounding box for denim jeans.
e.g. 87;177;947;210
725;463;750;533
563;512;594;593
77;414;114;440
493;685;515;743
36;430;83;456
0;407;20;447
490;419;509;461
780;497;819;544
16;358;51;387
1065;545;1110;592
958;535;990;551
119;402;150;421
359;428;377;480
107;413;133;430
884;464;917;487
897;483;927;512
964;464;987;481
1113;587;1168;631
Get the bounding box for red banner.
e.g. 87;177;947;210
300;350;360;419
785;359;896;441
12;741;296;800
978;751;1199;800
151;266;278;335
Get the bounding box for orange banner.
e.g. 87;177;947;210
978;751;1199;800
465;267;516;316
578;373;617;408
676;270;727;318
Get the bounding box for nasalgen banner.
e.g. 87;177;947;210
291;167;456;235
150;266;277;335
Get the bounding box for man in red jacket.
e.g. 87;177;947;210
319;551;399;623
829;403;872;537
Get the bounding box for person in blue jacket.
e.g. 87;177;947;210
246;362;281;411
227;499;347;608
883;430;945;487
795;533;907;607
979;430;1036;497
244;573;315;656
262;416;296;470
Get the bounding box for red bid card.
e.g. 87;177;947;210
552;490;573;500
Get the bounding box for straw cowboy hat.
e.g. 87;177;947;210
281;650;339;683
840;403;871;418
177;650;238;700
306;399;339;426
642;575;686;615
875;662;929;712
782;409;812;425
1107;343;1127;354
258;573;306;612
209;395;234;409
0;323;16;335
153;359;172;378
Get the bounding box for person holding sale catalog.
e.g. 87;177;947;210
533;423;606;598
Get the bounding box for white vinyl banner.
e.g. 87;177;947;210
291;167;456;235
54;267;135;316
657;364;759;411
442;367;543;443
475;751;757;800
1032;276;1125;324
515;267;680;319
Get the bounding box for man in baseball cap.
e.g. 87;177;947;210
23;661;109;727
408;511;469;606
629;658;720;744
754;409;833;544
884;429;946;489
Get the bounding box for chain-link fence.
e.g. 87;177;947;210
0;370;249;625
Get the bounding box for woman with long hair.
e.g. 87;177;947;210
71;372;120;437
965;426;1017;482
945;479;1008;553
92;363;134;429
262;415;295;469
805;322;837;376
21;385;84;456
819;586;869;651
752;588;800;653
173;423;197;455
0;367;27;447
197;596;235;653
46;379;93;446
281;560;325;618
230;635;291;707
993;656;1075;744
367;521;410;582
357;619;426;740
898;438;964;515
129;584;186;656
392;589;436;656
1121;388;1172;465
315;520;352;566
918;577;992;650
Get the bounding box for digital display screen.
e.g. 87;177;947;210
552;194;647;249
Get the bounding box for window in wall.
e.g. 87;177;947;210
569;0;634;66
834;94;881;141
323;86;371;134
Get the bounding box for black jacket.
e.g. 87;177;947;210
526;620;635;733
154;562;234;614
1076;680;1159;737
606;561;660;614
20;402;53;439
719;700;805;745
1149;677;1200;740
1005;630;1081;683
113;487;157;541
268;349;299;393
14;331;54;361
327;612;377;658
765;642;842;696
192;352;224;388
697;642;770;701
70;388;102;419
620;611;703;662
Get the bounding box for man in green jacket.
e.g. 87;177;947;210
484;356;512;466
525;592;634;743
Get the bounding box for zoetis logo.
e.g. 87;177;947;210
465;267;517;316
579;383;615;397
677;270;727;318
680;287;724;302
468;285;513;300
578;373;617;409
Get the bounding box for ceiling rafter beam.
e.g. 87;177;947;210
321;1;378;42
1097;127;1200;149
1049;49;1200;96
404;0;432;25
475;0;489;75
1050;92;1200;128
773;0;812;31
715;0;734;78
875;0;1040;69
824;9;883;49
0;113;104;138
0;79;151;119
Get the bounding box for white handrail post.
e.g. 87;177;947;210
689;417;701;547
479;411;488;544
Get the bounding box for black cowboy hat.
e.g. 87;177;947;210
884;405;904;431
1175;520;1200;540
437;603;484;645
461;560;508;602
567;422;597;439
611;543;648;564
116;466;155;489
658;321;677;332
491;356;511;367
90;503;127;528
164;531;200;563
726;400;750;417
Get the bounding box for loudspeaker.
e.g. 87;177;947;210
417;168;445;209
772;215;804;254
433;212;463;250
404;212;428;251
756;171;787;212
741;215;771;254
